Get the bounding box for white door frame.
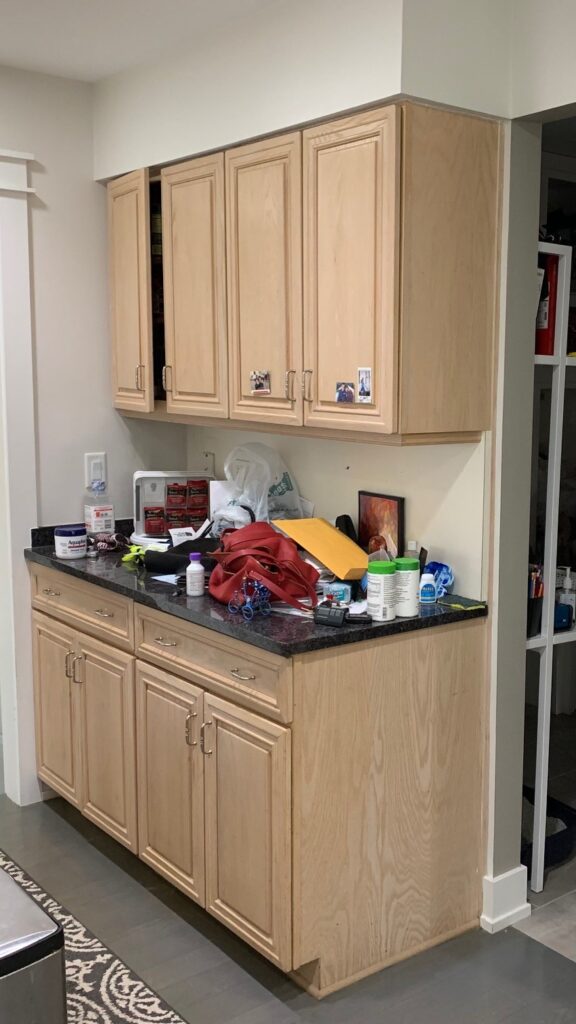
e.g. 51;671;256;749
0;149;41;805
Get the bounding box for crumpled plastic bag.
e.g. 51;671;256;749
424;561;454;597
221;443;303;523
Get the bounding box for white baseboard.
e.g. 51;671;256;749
480;865;531;932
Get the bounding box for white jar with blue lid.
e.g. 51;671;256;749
54;524;87;560
419;572;437;604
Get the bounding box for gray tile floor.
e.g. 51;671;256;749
3;794;576;1023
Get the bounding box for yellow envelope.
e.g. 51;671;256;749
275;518;368;580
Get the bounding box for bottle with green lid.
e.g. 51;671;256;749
367;560;396;622
394;557;420;617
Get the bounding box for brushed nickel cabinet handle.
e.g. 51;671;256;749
230;667;256;682
135;364;145;391
42;588;60;597
185;708;197;747
95;608;114;618
64;651;74;678
302;369;313;403
162;364;172;391
200;721;213;755
71;655;83;684
284;369;296;402
154;636;178;648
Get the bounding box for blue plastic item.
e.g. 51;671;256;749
423;561;454;598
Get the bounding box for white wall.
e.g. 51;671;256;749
0;66;187;525
188;427;487;598
401;0;512;117
93;0;403;179
511;1;576;118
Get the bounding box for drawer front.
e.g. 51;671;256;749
30;565;134;651
135;606;292;723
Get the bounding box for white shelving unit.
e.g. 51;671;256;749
526;241;573;892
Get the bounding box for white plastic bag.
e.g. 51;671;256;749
222;443;303;522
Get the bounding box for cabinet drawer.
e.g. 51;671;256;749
29;565;134;651
135;606;292;723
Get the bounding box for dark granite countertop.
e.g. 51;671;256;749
25;546;488;658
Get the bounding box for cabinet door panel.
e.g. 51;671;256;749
32;612;82;806
162;155;228;417
76;633;137;851
204;693;291;969
303;108;399;432
136;663;205;904
226;134;303;426
108;169;154;411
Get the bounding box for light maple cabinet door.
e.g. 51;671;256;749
161;155;228;417
203;693;292;969
75;633;138;851
108;168;154;412
303;107;399;433
136;663;205;905
32;612;82;807
226;133;303;426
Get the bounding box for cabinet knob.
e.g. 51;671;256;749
284;369;296;403
230;667;256;682
42;588;60;597
71;655;84;684
302;369;313;403
200;721;213;755
95;608;114;618
154;636;178;648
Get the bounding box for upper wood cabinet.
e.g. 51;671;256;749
108;102;501;440
226;133;303;426
108;169;154;412
303;107;399;433
161;155;228;417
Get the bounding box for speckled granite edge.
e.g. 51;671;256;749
24;546;488;658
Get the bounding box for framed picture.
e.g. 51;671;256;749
250;370;271;395
358;491;405;560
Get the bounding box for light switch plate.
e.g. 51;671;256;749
84;452;107;489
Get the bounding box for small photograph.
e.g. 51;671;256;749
250;370;271;395
358;367;372;403
335;382;355;403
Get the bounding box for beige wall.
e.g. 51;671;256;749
92;0;403;179
0;65;186;525
188;428;488;599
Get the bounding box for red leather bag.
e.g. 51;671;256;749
209;522;319;611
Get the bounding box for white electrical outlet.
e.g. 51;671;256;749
84;452;107;489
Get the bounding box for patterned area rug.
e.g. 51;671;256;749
0;851;186;1024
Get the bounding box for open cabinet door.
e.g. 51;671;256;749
108;168;154;411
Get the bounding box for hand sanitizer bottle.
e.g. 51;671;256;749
84;457;115;537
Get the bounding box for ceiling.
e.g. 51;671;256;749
0;0;275;82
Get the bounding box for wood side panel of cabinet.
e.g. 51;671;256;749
291;619;486;996
303;107;399;433
32;612;82;807
226;133;303;426
136;662;205;905
76;633;138;851
108;169;154;411
203;693;292;969
162;155;228;417
399;104;501;433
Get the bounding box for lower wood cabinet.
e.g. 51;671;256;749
135;663;205;904
32;611;138;851
203;692;292;970
134;663;292;970
32;614;82;808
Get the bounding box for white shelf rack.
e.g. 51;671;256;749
526;241;573;892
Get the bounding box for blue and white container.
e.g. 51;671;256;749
419;572;437;604
54;524;87;560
